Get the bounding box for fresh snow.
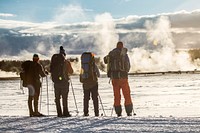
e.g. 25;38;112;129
0;74;200;132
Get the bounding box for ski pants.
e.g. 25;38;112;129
54;82;70;116
112;79;132;107
83;83;99;116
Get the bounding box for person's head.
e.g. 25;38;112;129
59;46;66;56
33;54;39;62
116;41;123;49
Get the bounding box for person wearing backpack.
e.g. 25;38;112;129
104;41;133;117
25;54;47;117
80;52;100;116
50;46;73;117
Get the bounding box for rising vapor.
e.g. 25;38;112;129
0;10;200;72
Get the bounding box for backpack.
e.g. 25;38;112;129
50;54;68;83
106;48;130;78
80;52;97;83
20;60;32;87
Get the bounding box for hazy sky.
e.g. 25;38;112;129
0;0;200;23
0;0;200;62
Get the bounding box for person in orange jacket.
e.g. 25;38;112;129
104;41;133;116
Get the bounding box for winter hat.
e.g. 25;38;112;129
59;46;66;56
33;54;39;58
33;54;39;62
116;41;123;49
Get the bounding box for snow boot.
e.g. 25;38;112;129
33;112;45;117
63;108;71;117
33;100;45;117
114;105;122;117
83;113;89;117
125;104;133;116
62;113;71;117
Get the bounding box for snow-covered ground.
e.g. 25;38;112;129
1;74;200;132
1;116;200;132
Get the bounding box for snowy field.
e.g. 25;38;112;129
1;74;200;132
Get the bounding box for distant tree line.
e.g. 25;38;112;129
0;60;50;75
0;57;106;75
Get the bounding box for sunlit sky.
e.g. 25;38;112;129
0;0;200;23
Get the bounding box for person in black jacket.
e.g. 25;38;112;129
50;46;74;117
26;54;47;117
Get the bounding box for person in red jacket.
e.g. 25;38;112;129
105;41;133;116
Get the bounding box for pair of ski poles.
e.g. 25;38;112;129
40;77;78;116
69;78;107;116
39;76;80;116
40;77;80;116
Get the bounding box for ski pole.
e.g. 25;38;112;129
98;93;106;116
39;78;43;112
46;76;49;115
132;103;136;116
70;78;79;114
111;106;114;116
19;80;24;94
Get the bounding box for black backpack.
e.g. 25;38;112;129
50;54;68;83
20;60;32;87
80;52;97;83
